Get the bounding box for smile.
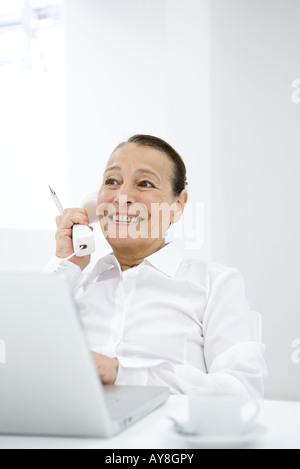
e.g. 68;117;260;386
108;215;145;223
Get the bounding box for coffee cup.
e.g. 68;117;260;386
188;391;260;436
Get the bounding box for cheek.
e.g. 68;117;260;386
140;191;168;208
96;190;114;217
97;187;112;202
97;188;116;206
148;192;176;228
139;195;153;212
142;192;175;224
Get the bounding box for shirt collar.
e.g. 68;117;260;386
143;242;183;278
86;253;121;282
88;242;183;282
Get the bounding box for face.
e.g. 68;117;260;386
97;143;187;252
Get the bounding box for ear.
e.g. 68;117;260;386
170;190;188;224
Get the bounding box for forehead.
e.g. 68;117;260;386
107;143;173;175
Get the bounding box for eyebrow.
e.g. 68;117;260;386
104;165;121;173
104;166;161;183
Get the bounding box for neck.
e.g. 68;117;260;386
111;239;166;271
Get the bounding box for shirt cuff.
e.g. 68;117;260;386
115;359;149;386
43;256;82;289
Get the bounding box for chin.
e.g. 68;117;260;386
105;233;164;250
105;236;145;249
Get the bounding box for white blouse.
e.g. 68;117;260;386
44;242;267;397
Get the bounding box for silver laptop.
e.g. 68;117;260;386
0;273;169;438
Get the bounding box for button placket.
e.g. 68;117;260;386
119;268;139;343
104;269;139;356
103;278;125;356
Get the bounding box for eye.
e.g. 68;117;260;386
105;178;118;186
139;180;154;188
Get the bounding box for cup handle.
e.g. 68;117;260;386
242;401;260;432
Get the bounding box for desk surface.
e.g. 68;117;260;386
1;396;300;449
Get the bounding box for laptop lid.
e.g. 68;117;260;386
0;272;169;438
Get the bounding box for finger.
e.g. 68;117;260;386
55;215;62;228
55;227;72;242
60;208;90;229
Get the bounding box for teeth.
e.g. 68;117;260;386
112;215;140;223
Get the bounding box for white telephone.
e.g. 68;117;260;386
72;192;99;257
49;186;98;258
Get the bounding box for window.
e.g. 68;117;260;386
0;0;66;230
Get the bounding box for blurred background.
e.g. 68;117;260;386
0;0;299;401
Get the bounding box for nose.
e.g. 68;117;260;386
113;181;136;209
114;194;132;211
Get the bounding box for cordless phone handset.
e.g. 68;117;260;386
72;193;98;257
48;186;98;259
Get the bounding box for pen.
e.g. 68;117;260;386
48;185;64;215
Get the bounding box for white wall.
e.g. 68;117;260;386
0;26;67;231
0;229;55;271
211;0;300;400
63;0;212;262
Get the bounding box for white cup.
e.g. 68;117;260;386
188;391;260;436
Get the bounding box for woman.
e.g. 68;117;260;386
45;135;267;397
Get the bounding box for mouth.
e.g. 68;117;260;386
108;214;145;224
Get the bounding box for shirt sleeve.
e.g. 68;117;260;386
115;268;268;398
43;256;83;290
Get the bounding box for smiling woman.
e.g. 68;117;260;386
95;135;188;270
45;134;268;397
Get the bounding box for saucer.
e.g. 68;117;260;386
170;418;268;448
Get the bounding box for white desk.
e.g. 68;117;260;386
1;397;300;449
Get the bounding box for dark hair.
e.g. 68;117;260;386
116;134;188;197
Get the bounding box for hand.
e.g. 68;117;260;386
55;208;92;271
92;352;119;385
